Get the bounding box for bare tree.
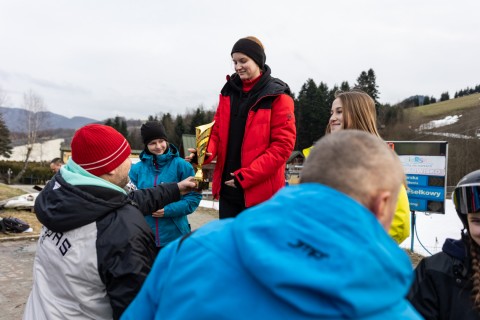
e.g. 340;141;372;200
13;90;48;183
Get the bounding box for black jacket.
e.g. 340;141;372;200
27;173;180;320
408;237;480;320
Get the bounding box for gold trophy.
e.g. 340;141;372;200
194;121;215;190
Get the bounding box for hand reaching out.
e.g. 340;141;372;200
177;176;198;195
185;148;212;164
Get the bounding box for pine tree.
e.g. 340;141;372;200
0;112;12;158
440;92;450;102
423;96;431;105
189;107;207;134
355;68;380;111
340;81;350;92
316;82;331;136
294;79;330;150
355;71;368;89
295;79;316;150
105;116;129;141
161;113;176;145
174;115;186;146
328;85;339;107
147;114;159;121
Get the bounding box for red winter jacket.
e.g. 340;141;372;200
205;67;296;207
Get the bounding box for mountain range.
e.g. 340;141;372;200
0;106;99;133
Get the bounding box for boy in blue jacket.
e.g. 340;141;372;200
122;130;421;319
129;121;201;250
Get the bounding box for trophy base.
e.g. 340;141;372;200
195;180;210;191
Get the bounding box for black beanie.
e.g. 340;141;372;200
141;121;168;145
231;38;266;70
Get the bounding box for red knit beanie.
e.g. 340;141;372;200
71;124;131;176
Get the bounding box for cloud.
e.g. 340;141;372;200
0;0;479;120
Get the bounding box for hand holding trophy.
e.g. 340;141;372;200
194;121;215;190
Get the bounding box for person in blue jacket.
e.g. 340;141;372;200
121;130;421;320
129;121;201;250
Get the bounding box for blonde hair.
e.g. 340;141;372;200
243;36;264;50
326;90;380;137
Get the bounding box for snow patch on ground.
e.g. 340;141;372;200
420;131;474;139
199;200;219;210
0;139;64;162
419;115;461;130
397;199;462;256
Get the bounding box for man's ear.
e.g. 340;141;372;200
369;191;393;231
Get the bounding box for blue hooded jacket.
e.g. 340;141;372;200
129;143;201;247
121;183;421;319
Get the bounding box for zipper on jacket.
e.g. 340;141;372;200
153;158;161;247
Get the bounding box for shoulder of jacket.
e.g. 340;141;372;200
97;204;144;237
264;77;291;95
421;252;457;274
131;160;151;173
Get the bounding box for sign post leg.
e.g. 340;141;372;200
410;210;416;252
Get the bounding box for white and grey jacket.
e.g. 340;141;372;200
23;171;180;320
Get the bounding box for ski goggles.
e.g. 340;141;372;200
453;185;480;215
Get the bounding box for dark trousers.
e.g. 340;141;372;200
219;197;246;219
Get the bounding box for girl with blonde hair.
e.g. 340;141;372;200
325;89;410;244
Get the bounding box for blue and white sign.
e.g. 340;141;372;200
389;141;448;214
407;186;444;201
399;155;446;176
406;175;428;186
408;199;427;211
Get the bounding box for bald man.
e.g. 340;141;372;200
121;130;421;320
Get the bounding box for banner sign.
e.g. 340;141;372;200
388;141;448;214
399;156;446;176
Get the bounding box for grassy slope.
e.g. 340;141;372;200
405;93;480;119
0;184;26;200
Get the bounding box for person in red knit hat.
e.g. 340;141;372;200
24;124;197;320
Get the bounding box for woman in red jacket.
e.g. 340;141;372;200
190;36;296;219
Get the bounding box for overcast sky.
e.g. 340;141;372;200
0;0;479;121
